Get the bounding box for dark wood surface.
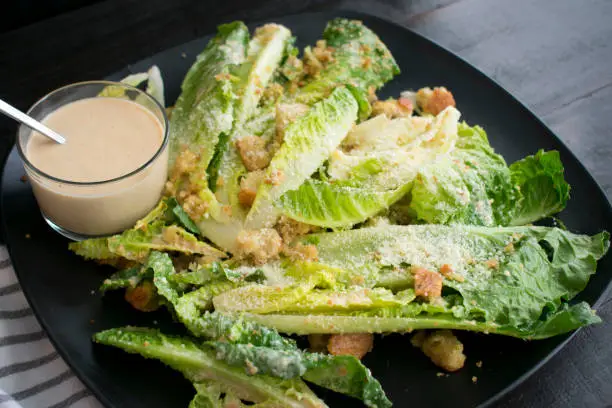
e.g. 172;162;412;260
1;1;611;407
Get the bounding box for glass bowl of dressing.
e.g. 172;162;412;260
17;81;169;240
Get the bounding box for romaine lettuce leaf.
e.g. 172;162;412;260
509;150;570;225
214;284;415;314
93;328;326;408
166;22;250;237
242;302;599;340
276;179;410;228
408;123;570;227
169;22;248;170
245;86;359;229
100;65;165;106
294;18;399;105
283;224;610;339
213;283;316;314
141;254;390;407
197;25;293;252
70;221;225;263
99;267;142;293
408;122;515;226
328;106;460;191
210;341;391;408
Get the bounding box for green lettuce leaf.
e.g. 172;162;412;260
100;65;165;105
169;262;264;286
213;283;316;314
169;22;248;170
276;179;410;228
245;86;359;229
197;25;293;252
70;221;225;263
408;124;570;227
285;225;609;338
294;18;399;105
214;284;415;315
408;123;516;226
99;267;142;293
93;328;326;408
509;150;570;225
210;342;391;408
242;303;600;340
328;106;460;191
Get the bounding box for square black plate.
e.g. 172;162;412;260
2;10;611;408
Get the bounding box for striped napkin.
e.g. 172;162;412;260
0;246;101;408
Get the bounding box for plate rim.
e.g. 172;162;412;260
3;8;612;408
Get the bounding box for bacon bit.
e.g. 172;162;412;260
143;341;150;347
338;366;348;376
439;264;454;277
413;267;443;299
362;57;372;69
20;175;27;183
485;259;499;269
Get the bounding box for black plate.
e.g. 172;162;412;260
2;10;611;408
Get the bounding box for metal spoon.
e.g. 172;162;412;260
0;99;66;144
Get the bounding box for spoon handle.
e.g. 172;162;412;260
0;99;66;144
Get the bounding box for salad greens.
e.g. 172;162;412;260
408;124;570;226
72;17;609;408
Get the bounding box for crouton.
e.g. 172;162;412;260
411;330;466;372
238;170;265;207
235;228;282;265
327;333;374;360
275;215;315;242
125;280;161;312
371;98;413;118
416;87;456;115
235;135;271;171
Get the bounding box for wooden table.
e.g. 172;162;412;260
1;1;610;406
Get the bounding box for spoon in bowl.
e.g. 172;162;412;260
0;99;66;144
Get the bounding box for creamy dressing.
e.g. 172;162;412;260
27;98;162;182
24;97;168;237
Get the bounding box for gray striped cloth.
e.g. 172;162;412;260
0;247;102;408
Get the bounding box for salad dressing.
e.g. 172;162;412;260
24;97;168;236
27;97;163;182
